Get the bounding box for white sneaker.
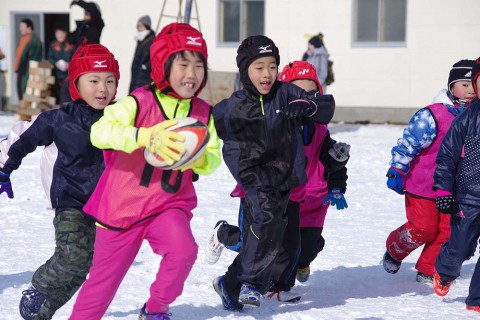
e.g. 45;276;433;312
266;290;301;303
239;283;261;307
205;220;226;265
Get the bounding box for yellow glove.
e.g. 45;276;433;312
179;153;206;172
137;119;186;166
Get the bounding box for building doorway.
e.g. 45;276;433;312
9;12;69;106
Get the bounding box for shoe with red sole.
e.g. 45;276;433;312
266;290;301;303
466;305;480;313
433;272;452;297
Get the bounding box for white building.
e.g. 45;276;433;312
1;0;480;122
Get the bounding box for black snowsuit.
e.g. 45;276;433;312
217;129;348;292
213;80;334;297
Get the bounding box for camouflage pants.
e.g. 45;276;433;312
31;208;96;320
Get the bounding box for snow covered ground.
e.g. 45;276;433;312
0;113;478;319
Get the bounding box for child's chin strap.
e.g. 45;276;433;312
447;90;469;108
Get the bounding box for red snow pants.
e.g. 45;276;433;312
386;194;451;276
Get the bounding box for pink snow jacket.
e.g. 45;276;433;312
404;104;455;199
83;86;221;230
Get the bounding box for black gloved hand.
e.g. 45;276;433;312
281;99;317;119
436;194;459;215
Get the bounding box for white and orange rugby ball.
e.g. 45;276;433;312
144;117;210;170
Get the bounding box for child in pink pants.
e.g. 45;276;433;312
71;209;196;317
69;22;221;320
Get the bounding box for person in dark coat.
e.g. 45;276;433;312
129;15;155;92
68;0;104;46
211;35;335;310
14;18;42;101
47;24;75;104
432;57;480;315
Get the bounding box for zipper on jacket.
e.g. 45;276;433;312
260;94;274;186
173;99;181;118
260;96;267;143
260;95;271;147
260;95;265;115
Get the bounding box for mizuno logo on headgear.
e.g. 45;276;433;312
186;36;202;46
298;69;310;75
94;60;107;68
258;45;272;54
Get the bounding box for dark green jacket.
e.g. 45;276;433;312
18;33;42;92
47;40;75;80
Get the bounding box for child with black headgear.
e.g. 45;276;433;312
382;59;476;283
432;57;480;314
206;61;348;303
211;35;335;310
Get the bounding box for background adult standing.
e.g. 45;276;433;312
14;18;42;101
302;33;329;92
68;0;104;46
129;15;155;93
47;24;75;104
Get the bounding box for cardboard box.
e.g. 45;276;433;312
29;60;53;69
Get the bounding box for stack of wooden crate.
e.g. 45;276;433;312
17;60;58;120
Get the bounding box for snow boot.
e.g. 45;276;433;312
382;251;402;274
416;271;433;284
19;284;47;320
296;266;310;283
138;304;171;320
239;283;261;307
266;290;301;303
212;276;243;311
205;220;227;265
466;305;480;313
433;272;452;297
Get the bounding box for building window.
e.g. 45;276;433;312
353;0;407;46
218;0;264;45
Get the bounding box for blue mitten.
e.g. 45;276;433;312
323;188;348;210
386;167;405;195
0;171;14;199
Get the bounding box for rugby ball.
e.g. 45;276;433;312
144;117;210;170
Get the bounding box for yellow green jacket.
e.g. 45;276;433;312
91;89;221;175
